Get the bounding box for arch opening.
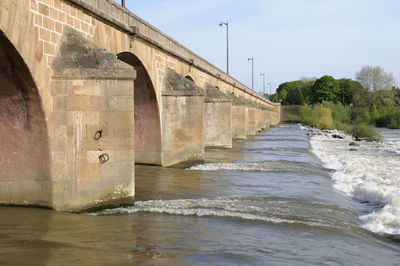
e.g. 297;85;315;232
117;52;162;165
0;31;51;206
185;75;195;83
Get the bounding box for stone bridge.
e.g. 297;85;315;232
0;0;280;211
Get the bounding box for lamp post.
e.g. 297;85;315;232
219;21;229;74
248;58;254;90
260;73;265;95
267;82;272;101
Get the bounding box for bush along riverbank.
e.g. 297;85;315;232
299;102;382;141
275;65;399;141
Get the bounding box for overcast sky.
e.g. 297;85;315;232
125;0;400;94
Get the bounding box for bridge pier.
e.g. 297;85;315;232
262;109;270;129
204;85;232;148
226;94;247;140
254;108;262;132
50;28;136;211
271;108;280;126
161;69;205;167
246;107;257;136
231;106;247;139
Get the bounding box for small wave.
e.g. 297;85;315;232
306;126;400;235
246;137;306;142
246;147;310;153
189;160;326;176
91;196;358;231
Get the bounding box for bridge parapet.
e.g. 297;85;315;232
67;0;279;107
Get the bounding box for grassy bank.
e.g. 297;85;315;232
282;102;382;141
281;105;303;123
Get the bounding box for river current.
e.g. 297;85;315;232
1;124;400;265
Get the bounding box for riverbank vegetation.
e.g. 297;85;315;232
278;66;398;141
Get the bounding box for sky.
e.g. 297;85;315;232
125;0;400;94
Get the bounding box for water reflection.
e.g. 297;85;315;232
0;207;52;265
135;165;230;201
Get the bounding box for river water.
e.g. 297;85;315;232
1;124;400;265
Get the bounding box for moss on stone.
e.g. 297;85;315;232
74;203;133;214
119;203;134;208
73;204;116;214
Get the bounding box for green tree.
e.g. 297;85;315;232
309;75;340;104
299;77;316;103
276;79;314;105
276;89;287;102
352;81;371;107
286;87;304;105
338;79;364;105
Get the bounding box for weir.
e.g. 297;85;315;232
0;0;280;211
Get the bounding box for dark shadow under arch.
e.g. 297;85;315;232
117;52;162;165
185;75;195;83
0;30;51;206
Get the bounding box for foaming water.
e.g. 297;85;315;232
189;160;327;176
92;196;359;231
307;125;400;235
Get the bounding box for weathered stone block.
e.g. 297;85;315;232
232;105;247;139
254;109;262;132
203;85;232;148
246;108;256;136
50;28;136;211
161;69;205;166
204;101;232;148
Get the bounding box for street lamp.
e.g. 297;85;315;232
248;58;254;90
260;73;265;95
219;21;229;74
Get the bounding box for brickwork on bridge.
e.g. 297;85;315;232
29;0;96;67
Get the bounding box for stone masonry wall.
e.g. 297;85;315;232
232;106;247;139
50;28;136;211
30;0;96;67
246;108;256;136
204;101;232;148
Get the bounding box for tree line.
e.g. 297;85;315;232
274;66;397;107
277;65;399;139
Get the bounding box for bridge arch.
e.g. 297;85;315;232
117;52;162;165
0;30;51;206
185;75;195;84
